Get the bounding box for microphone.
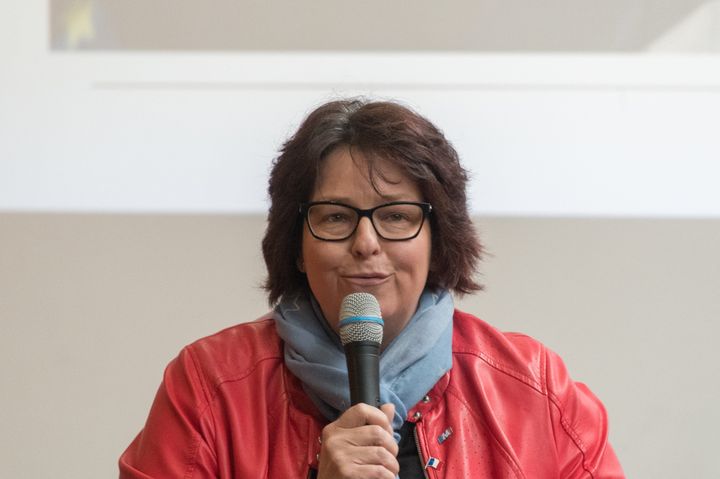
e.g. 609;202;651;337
339;293;384;407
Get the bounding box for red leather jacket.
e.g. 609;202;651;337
119;311;624;478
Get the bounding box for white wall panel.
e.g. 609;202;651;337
2;3;720;216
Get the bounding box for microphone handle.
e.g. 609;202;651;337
344;341;381;407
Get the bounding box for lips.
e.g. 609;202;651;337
342;273;391;287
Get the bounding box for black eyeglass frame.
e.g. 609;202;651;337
299;201;433;242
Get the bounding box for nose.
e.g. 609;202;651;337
351;217;381;257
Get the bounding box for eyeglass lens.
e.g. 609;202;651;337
307;203;425;240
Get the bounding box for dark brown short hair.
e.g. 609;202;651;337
262;98;482;305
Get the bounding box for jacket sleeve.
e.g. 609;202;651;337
544;346;625;479
119;347;218;478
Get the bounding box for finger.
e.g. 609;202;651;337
336;463;398;479
318;450;398;479
355;465;398;479
341;444;399;470
350;447;400;476
336;403;393;429
379;403;396;435
325;423;397;454
355;425;398;457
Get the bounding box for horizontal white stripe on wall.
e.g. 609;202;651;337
2;47;720;216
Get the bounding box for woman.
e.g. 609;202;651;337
120;99;624;478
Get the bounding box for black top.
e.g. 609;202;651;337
398;421;424;478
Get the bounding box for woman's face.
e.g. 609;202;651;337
301;146;432;346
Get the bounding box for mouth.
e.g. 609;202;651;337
342;273;391;287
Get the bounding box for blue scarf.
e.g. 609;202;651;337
273;289;454;436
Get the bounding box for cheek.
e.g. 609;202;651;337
414;229;433;269
302;236;332;273
301;233;343;294
394;237;432;281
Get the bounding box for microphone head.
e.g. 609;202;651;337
338;293;384;346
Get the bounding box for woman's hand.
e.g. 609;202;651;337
317;403;399;479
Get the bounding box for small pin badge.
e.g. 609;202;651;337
437;427;453;444
425;457;441;469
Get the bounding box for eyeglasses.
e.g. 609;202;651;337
299;201;432;241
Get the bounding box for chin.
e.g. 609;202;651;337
380;306;408;325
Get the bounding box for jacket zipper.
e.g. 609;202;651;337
413;425;430;479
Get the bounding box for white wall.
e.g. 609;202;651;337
3;3;720;216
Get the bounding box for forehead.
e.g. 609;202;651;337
313;146;421;200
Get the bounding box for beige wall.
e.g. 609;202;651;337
2;213;718;477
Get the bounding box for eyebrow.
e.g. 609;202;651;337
314;194;419;203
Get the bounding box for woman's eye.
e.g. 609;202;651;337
325;213;351;223
383;212;409;222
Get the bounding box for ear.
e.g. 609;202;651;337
296;256;305;273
